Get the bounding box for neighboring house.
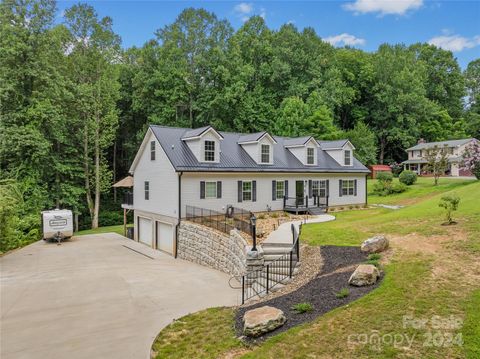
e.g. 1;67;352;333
125;125;370;255
402;138;478;176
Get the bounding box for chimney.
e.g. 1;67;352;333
417;138;426;144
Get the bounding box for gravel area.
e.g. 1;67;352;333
235;246;383;341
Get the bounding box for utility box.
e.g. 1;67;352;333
41;209;73;242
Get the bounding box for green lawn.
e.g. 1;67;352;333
150;178;480;358
74;224;132;237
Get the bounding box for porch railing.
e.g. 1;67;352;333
241;223;301;304
283;195;328;209
185;205;253;236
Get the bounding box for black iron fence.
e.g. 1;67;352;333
241;223;301;304
185;205;253;236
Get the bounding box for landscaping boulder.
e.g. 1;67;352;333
361;235;389;253
348;264;380;286
243;306;286;337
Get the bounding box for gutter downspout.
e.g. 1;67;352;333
175;171;183;258
365;174;368;206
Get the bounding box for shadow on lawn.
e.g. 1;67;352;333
236;246;383;341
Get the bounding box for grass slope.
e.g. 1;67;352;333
151;179;480;358
74;224;132;237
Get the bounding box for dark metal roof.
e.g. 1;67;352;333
150;125;369;173
284;136;313;147
406;138;476;151
238;131;267;143
318;139;349;149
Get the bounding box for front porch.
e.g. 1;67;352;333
283;195;328;215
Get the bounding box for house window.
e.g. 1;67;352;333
341;180;355;196
275;180;285;199
344;150;352;166
307;147;315;165
204;140;215;162
144;181;150;200
150;141;155;160
261;144;270;163
205;182;217;198
312;180;327;197
242;181;252;201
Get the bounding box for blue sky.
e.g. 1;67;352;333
56;0;480;68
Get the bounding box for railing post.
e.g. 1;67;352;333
289;251;293;278
242;276;245;304
283;196;286;209
306;195;308;208
326;195;329;207
266;265;269;294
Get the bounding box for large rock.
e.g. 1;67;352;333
349;264;380;286
243;306;286;337
361;235;389;253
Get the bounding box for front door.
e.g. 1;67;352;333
296;180;304;206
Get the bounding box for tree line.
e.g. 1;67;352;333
1;1;479;250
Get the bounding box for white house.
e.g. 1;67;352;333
402;138;478;176
126;125;370;256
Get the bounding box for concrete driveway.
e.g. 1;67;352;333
0;233;240;359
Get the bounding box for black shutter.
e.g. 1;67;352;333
339;179;343;197
354;179;357;196
285;180;289;198
200;181;205;199
217;181;222;198
252;181;257;202
272;180;277;201
326;179;330;197
308;180;313;197
238;181;242;202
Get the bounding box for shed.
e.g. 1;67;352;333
368;165;392;179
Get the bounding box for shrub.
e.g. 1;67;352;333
257;213;266;220
365;259;380;267
373;180;407;196
335;288;350;298
391;182;407;193
270;212;279;219
368;253;381;260
438;193;460;224
291;302;314;313
399;170;417;185
376;171;393;182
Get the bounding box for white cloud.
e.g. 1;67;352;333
233;2;266;22
428;34;480;52
324;33;366;47
343;0;423;16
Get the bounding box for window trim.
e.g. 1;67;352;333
307;147;315;165
204;140;215;162
144;181;150;200
312;180;327;197
341;179;355;196
242;181;253;202
205;181;217;199
260;144;271;164
275;180;285;200
344;150;352;166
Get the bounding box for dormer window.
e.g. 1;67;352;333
261;144;271;164
344;150;352;166
307;147;315;165
204;140;215;162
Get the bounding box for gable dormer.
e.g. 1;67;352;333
181;126;223;163
319;139;355;166
238;132;277;165
284;136;320;166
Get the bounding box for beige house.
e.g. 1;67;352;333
402;138;478;176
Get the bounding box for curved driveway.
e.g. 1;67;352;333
1;233;239;359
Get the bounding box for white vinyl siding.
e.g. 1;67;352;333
205;182;217;198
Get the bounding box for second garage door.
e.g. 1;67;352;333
138;217;153;247
156;222;173;255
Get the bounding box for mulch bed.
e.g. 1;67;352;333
235;246;383;341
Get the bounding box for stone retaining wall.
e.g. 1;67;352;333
177;221;248;276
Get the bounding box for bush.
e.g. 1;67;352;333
391;182;407;193
291;302;314;313
368;253;381;260
399;170;417;185
438;193;460;224
373;180;407;196
376;171;393;182
335;288;350;298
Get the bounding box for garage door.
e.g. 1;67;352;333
138;217;152;247
156;222;174;255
